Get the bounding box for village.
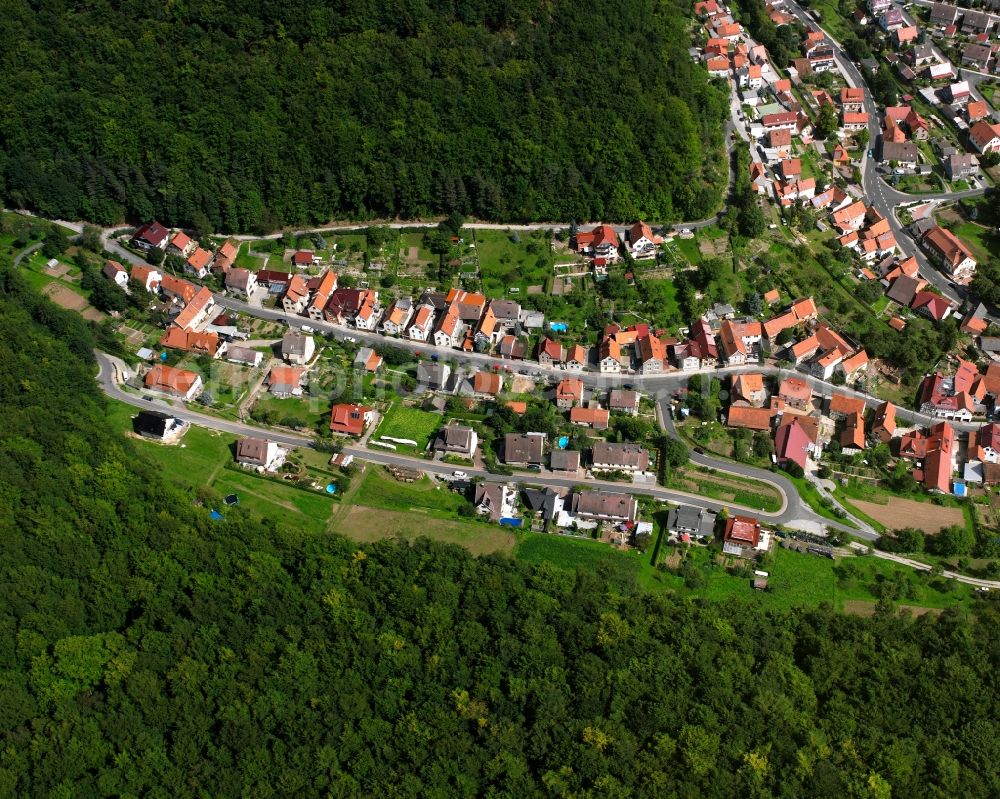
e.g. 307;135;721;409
18;0;997;592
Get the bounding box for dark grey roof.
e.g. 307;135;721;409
489;300;521;321
417;291;448;311
979;336;1000;352
887;275;922;306
434;424;476;451
503;432;545;464
880;140;919;163
591;441;650;470
416;362;451;387
667;505;718;537
236;437;270;465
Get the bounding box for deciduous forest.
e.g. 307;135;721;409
1;263;999;796
0;0;728;231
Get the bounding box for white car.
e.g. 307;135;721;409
300;324;314;333
451;470;468;479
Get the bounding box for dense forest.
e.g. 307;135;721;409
0;0;728;231
1;265;999;796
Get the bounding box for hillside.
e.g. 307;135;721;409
0;263;999;796
0;0;728;231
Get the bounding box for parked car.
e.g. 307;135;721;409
452;471;468;479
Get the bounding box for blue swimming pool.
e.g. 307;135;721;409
557;436;569;449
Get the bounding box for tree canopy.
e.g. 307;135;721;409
0;0;728;231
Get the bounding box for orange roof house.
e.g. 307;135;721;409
329;404;373;436
172;286;215;330
569;407;610;430
143;364;201;399
871;401;896;443
726;405;773;430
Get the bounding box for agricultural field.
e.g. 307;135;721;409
847;496;965;535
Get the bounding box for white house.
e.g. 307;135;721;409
408;304;436;341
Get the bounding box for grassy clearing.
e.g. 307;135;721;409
951;221;998;265
659;545;975;611
669;462;783;512
333;504;517;555
375;403;442;450
212;469;336;528
353;467;466;515
474;229;554;296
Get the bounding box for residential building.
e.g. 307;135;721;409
167;231;195;258
224;267;257;298
160;327;221;358
628;221;663;259
160;273;197;304
970;120;1000;154
502;432;546;467
775;417;811;470
718;319;763;365
472;483;517;523
566;344;589;371
143;364;202;400
380;297;414;337
550;450;581;474
329;404;374;436
608;389;640;415
723;515;769;557
267;365;305;397
433;304;463;348
307;271;338;321
472;371;502;398
537;337;566;367
555;378;584;409
353;347;383;373
102;260;128;288
185;247;213;278
599;337;622;373
732;373;767;406
353;291;382;330
666;505;717;540
416;362;451;390
292;250;320;268
637;334;667;374
282;274;310;314
962;43;992;72
130;263;162;292
880;140;919;168
945;153;980;180
433;424;478;458
567;491;637;523
570;407;610;430
281;331;315;365
407;304;436;341
928;1;959;26
573;224;621;262
236;437;285;472
922;225;977;282
777;376;812;410
172;286;215;331
870;401;897;443
226;345;263;367
590;441;650;473
132;410;187;442
131;221;169;252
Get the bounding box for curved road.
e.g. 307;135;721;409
95;351;798;523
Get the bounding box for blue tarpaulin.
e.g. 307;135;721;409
499;517;523;527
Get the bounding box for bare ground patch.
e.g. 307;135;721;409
849;497;963;534
43;282;88;311
332;504;517;556
842;600;876;616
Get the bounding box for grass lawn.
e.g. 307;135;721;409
669;463;783;512
951;221;998;265
474;229;553;297
252;393;325;431
210;469;336;528
353;467;466;515
375;403;442;451
663;544;975;612
785;473;856;527
673;237;702;265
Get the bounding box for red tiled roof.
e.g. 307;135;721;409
726;405;773;430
